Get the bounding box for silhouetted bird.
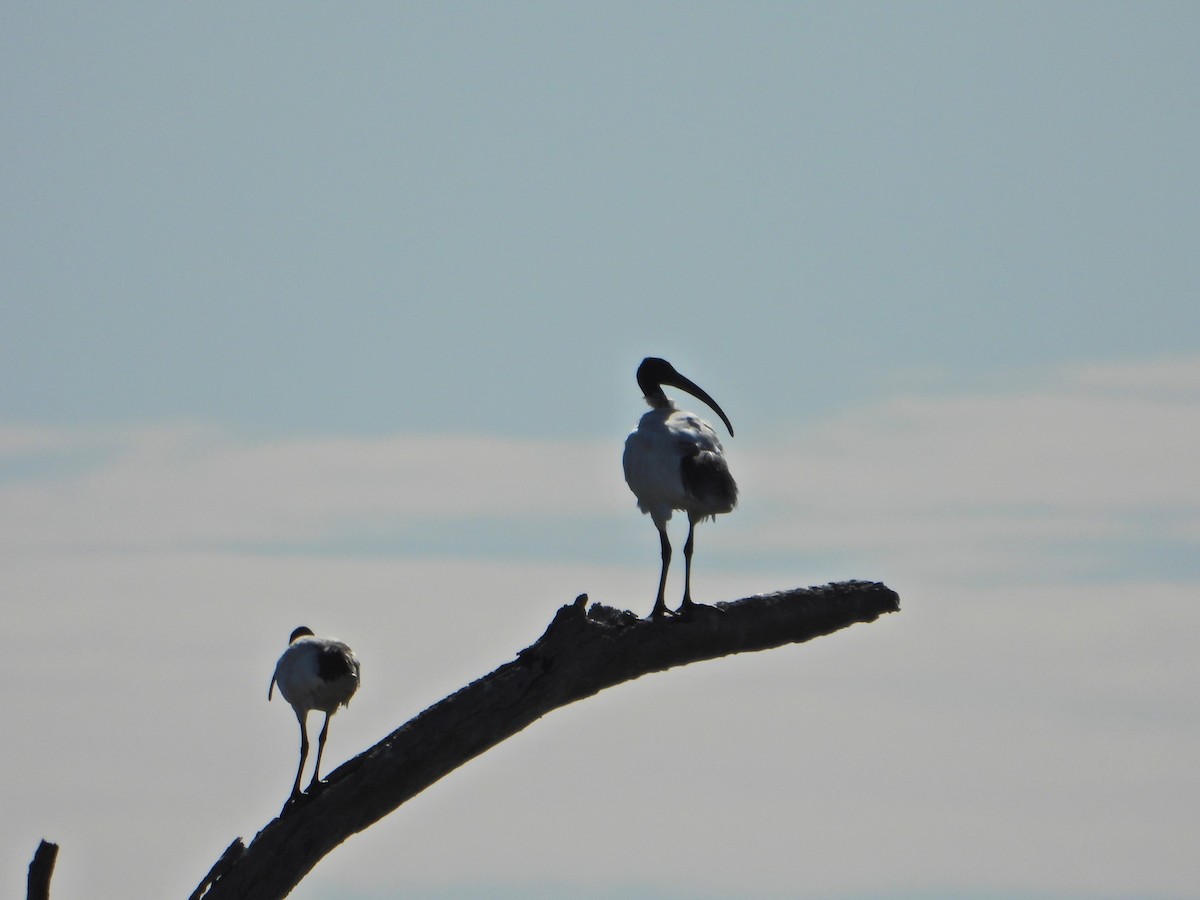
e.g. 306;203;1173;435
269;626;360;801
623;357;738;618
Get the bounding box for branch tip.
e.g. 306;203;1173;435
188;837;247;900
27;840;59;900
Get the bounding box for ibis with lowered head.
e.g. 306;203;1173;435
623;357;738;618
269;626;361;801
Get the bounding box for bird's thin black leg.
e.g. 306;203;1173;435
680;517;697;612
308;712;332;792
291;714;309;800
651;526;672;618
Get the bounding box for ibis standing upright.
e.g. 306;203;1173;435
623;357;738;618
269;626;361;801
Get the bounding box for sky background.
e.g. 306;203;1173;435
3;3;1199;899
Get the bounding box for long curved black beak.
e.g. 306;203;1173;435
638;357;735;437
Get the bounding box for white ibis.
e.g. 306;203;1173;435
269;626;361;801
622;357;738;618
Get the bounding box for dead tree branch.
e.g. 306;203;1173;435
195;580;900;900
27;839;59;900
188;839;247;900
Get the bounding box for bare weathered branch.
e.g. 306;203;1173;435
198;580;900;900
27;840;59;900
189;839;247;900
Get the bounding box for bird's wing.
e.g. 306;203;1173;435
662;411;722;452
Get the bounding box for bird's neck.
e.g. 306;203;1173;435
643;389;675;410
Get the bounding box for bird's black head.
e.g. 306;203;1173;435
289;626;315;643
635;357;735;437
635;357;676;398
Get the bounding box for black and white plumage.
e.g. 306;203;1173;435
269;626;361;801
623;357;738;618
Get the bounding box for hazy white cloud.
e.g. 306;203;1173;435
736;358;1200;583
0;423;92;456
0;423;626;551
2;357;1197;587
1068;355;1200;394
753;387;1199;510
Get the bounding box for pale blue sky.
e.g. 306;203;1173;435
5;3;1196;436
3;4;1198;900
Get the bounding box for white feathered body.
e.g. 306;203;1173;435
270;636;360;718
623;405;738;529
